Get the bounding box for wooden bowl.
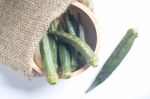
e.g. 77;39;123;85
33;1;100;77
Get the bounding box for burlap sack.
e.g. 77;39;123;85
0;0;92;78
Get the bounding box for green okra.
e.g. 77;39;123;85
58;41;72;78
61;19;68;33
71;15;78;35
40;34;58;85
48;20;57;32
85;29;138;93
47;20;58;69
63;13;78;71
76;13;87;69
49;31;98;67
63;13;76;35
77;13;86;42
57;24;72;78
67;10;78;34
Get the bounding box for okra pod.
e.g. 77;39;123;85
58;41;72;78
64;12;76;35
48;20;56;32
76;13;87;69
85;29;138;93
63;13;78;71
47;20;58;69
40;35;58;85
57;24;72;78
77;13;86;42
67;10;78;34
49;31;98;67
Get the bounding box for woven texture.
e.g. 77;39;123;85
0;0;91;78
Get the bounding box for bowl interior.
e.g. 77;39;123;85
33;2;98;76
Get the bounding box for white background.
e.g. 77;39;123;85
0;0;150;99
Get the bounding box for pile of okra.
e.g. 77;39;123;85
40;11;98;85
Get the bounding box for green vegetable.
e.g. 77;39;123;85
57;24;72;78
40;34;58;85
76;13;87;69
74;13;87;69
61;19;68;33
85;29;138;93
49;31;98;67
58;41;72;78
63;13;76;35
70;15;78;34
48;20;57;32
63;13;78;71
47;20;58;69
77;13;86;42
67;10;78;34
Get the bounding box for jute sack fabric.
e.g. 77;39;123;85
0;0;92;78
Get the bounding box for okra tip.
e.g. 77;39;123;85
59;72;72;79
47;75;58;85
85;87;91;93
90;55;99;67
85;84;96;93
